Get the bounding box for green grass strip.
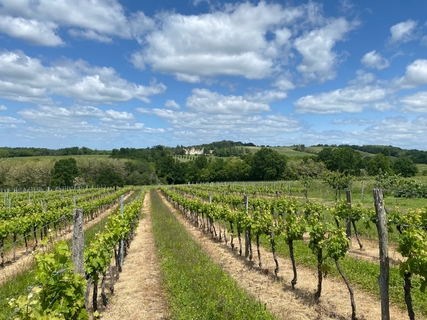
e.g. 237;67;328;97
259;235;427;318
150;189;276;320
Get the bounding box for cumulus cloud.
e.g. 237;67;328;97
131;2;334;82
68;29;113;43
294;18;358;82
360;116;427;148
395;59;427;89
0;105;8;111
0;16;64;46
165;100;180;109
294;85;387;114
16;105;162;143
0;116;25;123
331;118;375;125
400;91;427;112
136;107;302;142
136;85;301;142
361;51;389;69
186;89;271;114
0;50;166;104
0;0;131;45
388;20;418;45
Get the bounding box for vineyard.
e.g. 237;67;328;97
1;181;427;319
0;186;144;319
160;182;427;319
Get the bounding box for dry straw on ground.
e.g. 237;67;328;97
101;192;169;320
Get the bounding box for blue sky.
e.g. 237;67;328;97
0;0;427;150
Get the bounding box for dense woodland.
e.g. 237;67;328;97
0;141;423;188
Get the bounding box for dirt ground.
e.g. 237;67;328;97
159;191;412;320
101;191;169;320
0;192;133;286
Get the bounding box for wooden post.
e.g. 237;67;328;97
373;189;390;320
361;181;365;202
120;195;124;269
346;190;352;246
72;208;85;277
244;194;250;258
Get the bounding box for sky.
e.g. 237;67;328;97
0;0;427;150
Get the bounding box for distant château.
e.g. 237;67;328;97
185;147;204;155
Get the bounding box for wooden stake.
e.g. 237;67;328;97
72;208;85;277
373;188;390;320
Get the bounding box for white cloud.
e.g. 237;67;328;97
131;2;308;82
68;29;113;43
349;70;376;86
244;89;287;104
129;11;156;44
294;18;358;82
101;110;135;122
0;116;25;123
388;20;418;45
294;85;387;114
0;16;63;46
360;116;427;148
165;100;180;109
395;59;427;89
421;35;427;46
19;106;104;125
361;51;389;69
400;91;427;112
0;0;131;45
15;105;162;143
331;118;375;125
0;50;166;104
273;77;295;91
186;89;271;114
136;107;302;141
0;105;8;111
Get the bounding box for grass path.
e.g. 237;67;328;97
150;189;275;319
102;191;169;319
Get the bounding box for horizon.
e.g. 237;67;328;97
1;1;427;150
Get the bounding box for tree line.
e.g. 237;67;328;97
0;146;109;158
0;144;421;189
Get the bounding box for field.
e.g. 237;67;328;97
2;179;427;319
245;146;315;157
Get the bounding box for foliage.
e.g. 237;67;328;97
251;147;288;181
9;241;88;320
95;167;125;188
317;147;362;175
323;172;353;200
50;158;79;187
393;158;418;177
397;209;427;292
367;153;393;176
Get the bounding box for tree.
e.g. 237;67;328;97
50;158;78;187
318;147;362;175
367;153;393;176
393;158;418;177
96;167;124;188
251;148;287;180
